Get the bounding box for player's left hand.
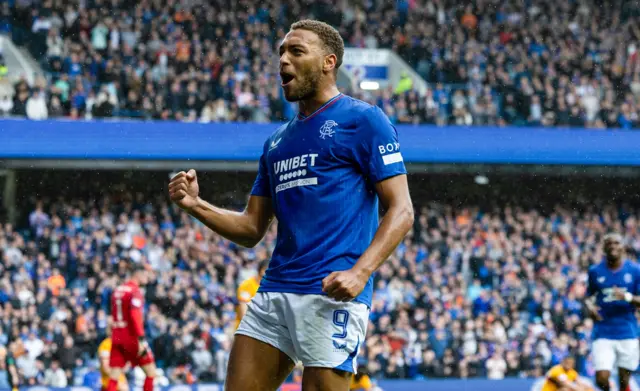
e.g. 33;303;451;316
322;268;369;302
612;286;627;301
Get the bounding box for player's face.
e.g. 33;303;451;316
604;238;623;261
279;29;325;102
135;271;149;286
562;357;575;370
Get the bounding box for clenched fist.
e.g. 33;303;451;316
169;169;200;211
322;268;370;302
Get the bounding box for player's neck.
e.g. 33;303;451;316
606;258;624;271
298;85;340;117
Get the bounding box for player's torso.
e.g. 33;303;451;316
592;262;639;339
266;98;379;245
111;284;141;336
259;95;381;303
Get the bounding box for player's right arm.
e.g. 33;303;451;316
168;158;274;248
584;268;603;321
128;288;152;358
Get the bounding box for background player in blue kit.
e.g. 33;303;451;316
168;19;414;391
585;233;640;391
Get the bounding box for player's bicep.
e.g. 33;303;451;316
245;195;275;239
354;106;407;183
374;174;412;213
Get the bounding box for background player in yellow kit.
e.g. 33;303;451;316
98;324;128;391
541;356;593;391
350;366;373;390
235;260;269;329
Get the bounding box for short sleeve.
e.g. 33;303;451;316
569;370;578;382
352;106;407;183
546;366;561;380
251;149;271;197
98;343;110;358
131;296;143;308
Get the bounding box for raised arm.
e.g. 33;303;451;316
169;170;275;248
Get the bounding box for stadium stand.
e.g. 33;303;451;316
1;0;640;128
0;170;638;388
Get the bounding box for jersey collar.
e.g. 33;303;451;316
297;93;343;122
604;259;628;273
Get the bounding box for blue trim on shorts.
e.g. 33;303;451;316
334;337;360;373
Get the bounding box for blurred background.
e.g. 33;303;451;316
1;1;640;391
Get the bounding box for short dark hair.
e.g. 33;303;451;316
290;19;344;70
131;262;148;273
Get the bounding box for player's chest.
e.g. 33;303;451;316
595;271;635;295
266;121;350;176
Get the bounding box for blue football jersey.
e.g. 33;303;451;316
250;93;407;306
587;260;640;340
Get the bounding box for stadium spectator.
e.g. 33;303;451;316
43;360;67;388
0;0;635;128
25;89;48;120
0;95;12;116
486;350;507;380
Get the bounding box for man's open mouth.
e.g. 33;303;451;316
281;73;295;86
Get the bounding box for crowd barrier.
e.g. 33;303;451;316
5;377;640;391
1;119;640;165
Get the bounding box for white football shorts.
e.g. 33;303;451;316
593;338;640;371
236;292;369;373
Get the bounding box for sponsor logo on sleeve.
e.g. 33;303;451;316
378;142;403;165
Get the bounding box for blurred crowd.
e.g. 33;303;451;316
1;172;640;386
1;0;640;128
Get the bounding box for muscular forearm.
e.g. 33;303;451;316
188;197;265;248
352;204;414;277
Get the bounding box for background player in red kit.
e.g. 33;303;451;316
107;263;157;391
